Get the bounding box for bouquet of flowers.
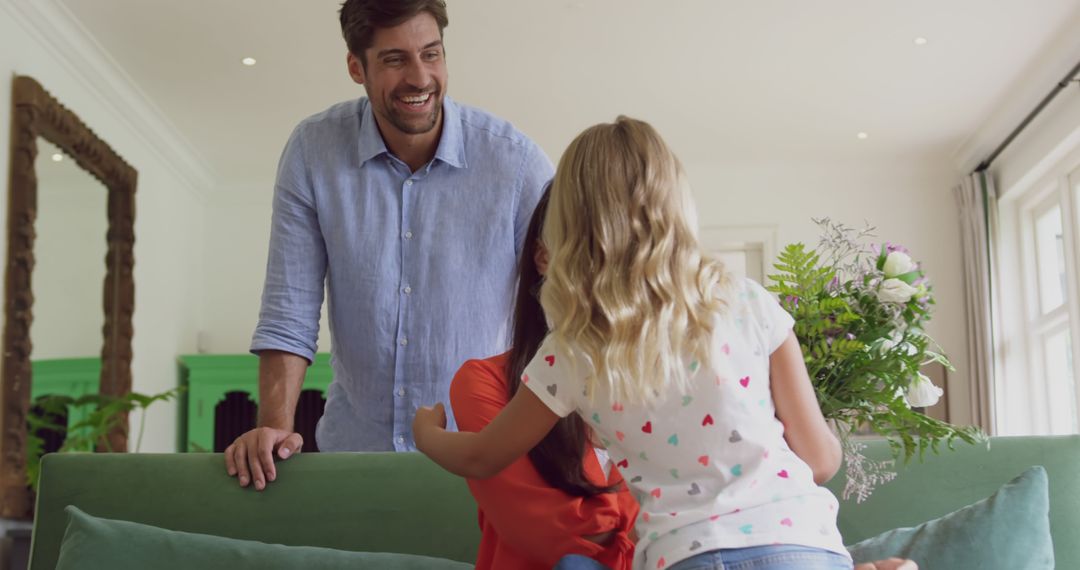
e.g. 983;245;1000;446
767;218;984;501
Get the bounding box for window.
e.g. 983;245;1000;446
1033;203;1066;314
998;154;1080;435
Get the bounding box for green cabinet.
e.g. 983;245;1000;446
177;354;333;452
31;358;101;450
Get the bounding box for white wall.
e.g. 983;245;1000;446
685;156;971;426
0;4;210;452
199;179;332;355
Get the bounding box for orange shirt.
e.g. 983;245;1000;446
450;353;638;570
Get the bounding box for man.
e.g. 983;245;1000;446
225;0;552;490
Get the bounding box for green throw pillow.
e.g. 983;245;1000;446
847;466;1053;570
54;506;474;570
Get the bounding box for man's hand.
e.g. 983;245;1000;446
855;559;918;570
224;427;303;491
412;402;448;450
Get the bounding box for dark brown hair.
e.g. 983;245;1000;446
339;0;449;66
508;186;617;497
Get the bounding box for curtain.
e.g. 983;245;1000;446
954;171;999;434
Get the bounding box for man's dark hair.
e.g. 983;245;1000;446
339;0;449;67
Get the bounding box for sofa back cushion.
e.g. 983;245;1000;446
31;452;480;570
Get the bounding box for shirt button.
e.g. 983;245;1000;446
396;436;405;444
405;180;414;186
404;231;413;240
399;338;408;346
397;388;406;397
403;286;412;295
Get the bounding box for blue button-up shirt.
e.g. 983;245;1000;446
251;96;552;451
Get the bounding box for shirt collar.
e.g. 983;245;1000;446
357;96;467;170
432;96;467;169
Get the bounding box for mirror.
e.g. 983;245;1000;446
27;139;109;458
0;76;136;519
31;139;108;360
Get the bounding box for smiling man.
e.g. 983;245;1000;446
225;0;553;490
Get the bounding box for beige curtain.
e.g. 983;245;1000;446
954;171;998;434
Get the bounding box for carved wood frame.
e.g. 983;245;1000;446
1;76;136;519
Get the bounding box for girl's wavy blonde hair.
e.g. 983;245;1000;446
540;116;732;405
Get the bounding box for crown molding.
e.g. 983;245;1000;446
1;0;215;199
951;6;1080;175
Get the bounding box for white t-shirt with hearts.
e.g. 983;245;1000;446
524;278;850;570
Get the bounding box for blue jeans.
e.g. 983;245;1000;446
554;545;852;570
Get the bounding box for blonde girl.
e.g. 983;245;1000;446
415;116;866;570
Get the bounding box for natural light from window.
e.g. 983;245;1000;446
1034;205;1066;314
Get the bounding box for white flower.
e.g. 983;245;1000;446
878;278;918;304
883;251;916;278
876;332;917;356
905;373;943;407
878;330;902;352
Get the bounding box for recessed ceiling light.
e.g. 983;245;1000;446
914;37;928;46
241;57;257;66
51;153;63;162
857;132;869;140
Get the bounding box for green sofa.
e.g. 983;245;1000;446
29;452;481;569
28;436;1076;569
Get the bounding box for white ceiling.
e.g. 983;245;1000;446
57;0;1080;186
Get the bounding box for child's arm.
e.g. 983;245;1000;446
449;360;628;563
770;330;843;484
413;386;561;479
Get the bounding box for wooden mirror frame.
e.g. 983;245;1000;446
0;76;136;519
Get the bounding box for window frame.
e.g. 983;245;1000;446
999;147;1080;435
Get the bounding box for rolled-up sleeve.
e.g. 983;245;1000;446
250;126;327;363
